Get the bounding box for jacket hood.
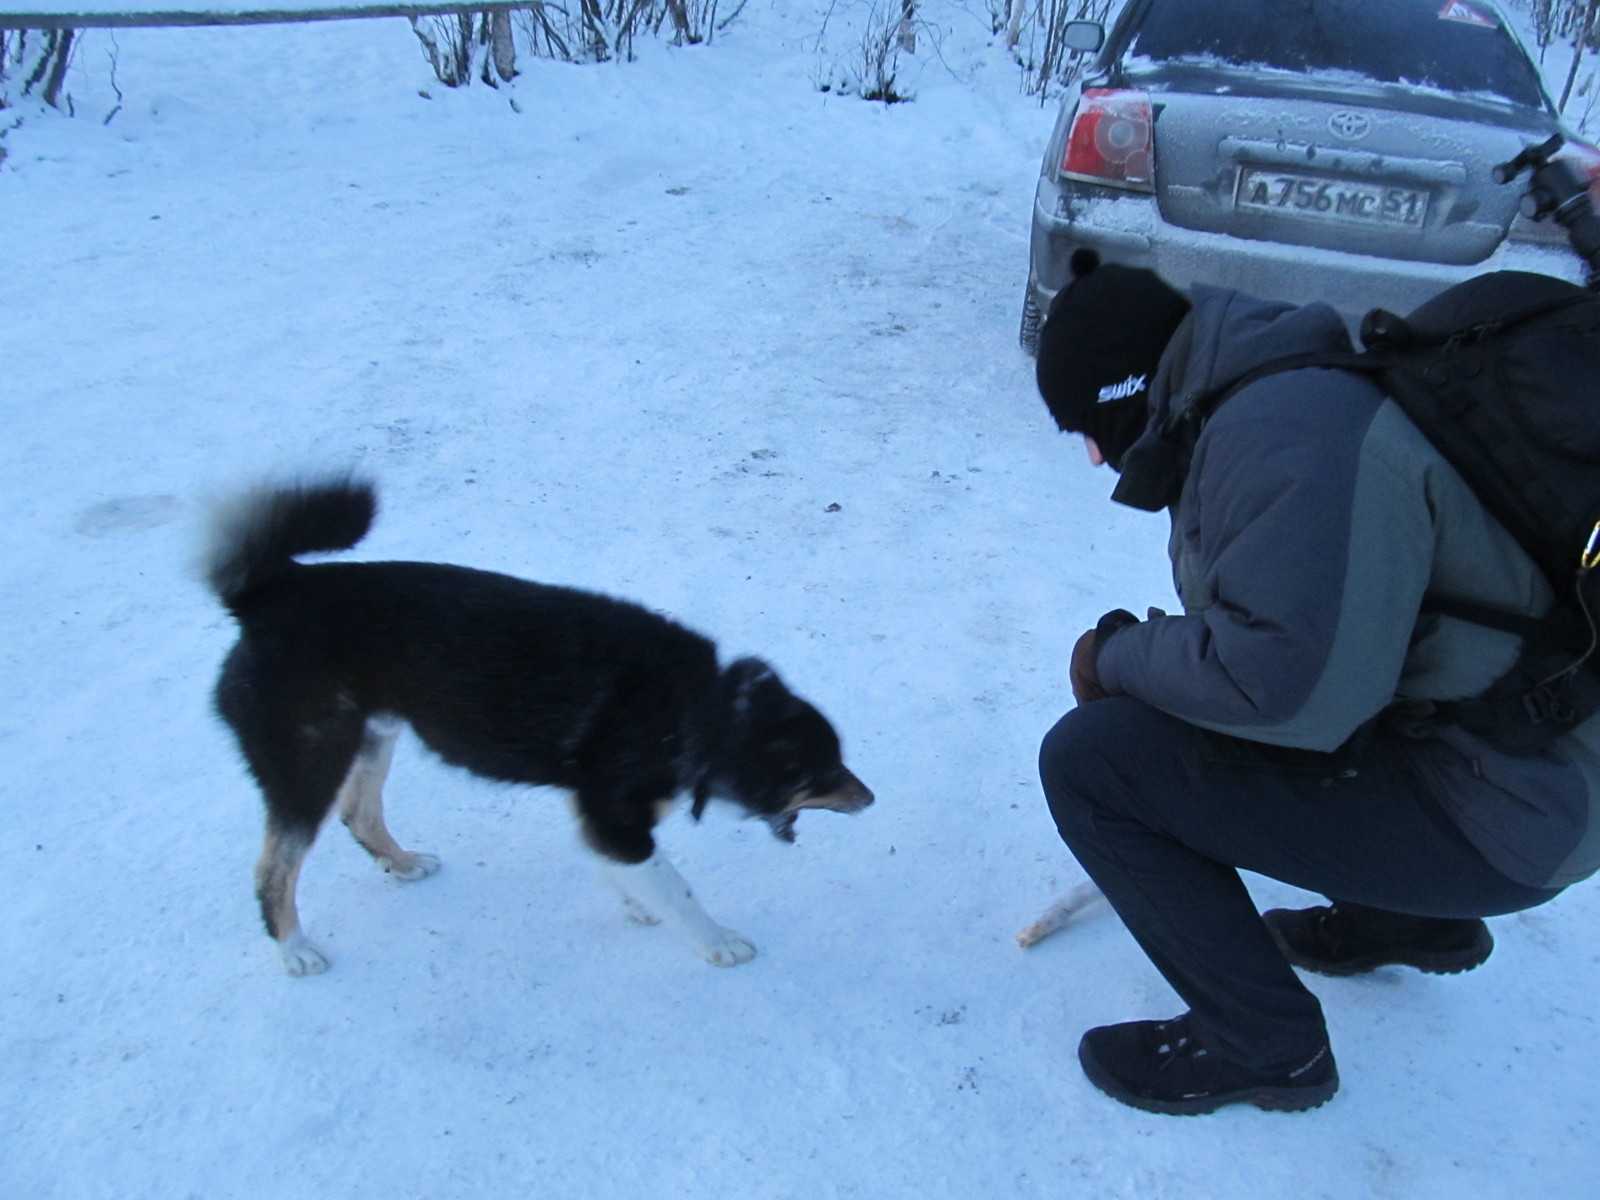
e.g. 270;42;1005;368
1110;286;1355;511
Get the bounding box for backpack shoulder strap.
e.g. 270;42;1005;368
1422;595;1547;640
1197;282;1594;421
1193;350;1379;422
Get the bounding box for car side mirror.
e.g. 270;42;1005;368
1063;21;1105;54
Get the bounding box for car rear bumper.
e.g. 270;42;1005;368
1029;181;1586;334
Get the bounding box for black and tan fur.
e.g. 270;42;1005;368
205;477;872;975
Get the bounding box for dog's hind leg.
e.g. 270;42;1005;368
220;660;372;975
337;717;440;883
257;820;327;976
598;852;757;967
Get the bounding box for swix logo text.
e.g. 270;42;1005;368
1098;374;1148;402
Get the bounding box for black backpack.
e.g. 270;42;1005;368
1137;270;1600;755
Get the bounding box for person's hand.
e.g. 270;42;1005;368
1070;608;1141;706
1069;628;1107;704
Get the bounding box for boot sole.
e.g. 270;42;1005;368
1078;1042;1339;1116
1268;925;1493;978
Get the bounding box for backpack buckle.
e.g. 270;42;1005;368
1523;684;1576;726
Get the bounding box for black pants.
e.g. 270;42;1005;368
1039;697;1560;1069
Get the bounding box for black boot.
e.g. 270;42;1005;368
1078;1013;1338;1116
1264;905;1492;977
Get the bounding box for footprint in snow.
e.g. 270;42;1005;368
74;495;184;537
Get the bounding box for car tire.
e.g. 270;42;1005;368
1019;286;1043;356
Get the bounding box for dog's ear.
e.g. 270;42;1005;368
724;656;780;711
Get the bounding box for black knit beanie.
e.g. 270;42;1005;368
1035;249;1191;470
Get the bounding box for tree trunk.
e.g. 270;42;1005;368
1005;0;1027;51
1559;0;1600;112
488;9;517;80
2;28;77;110
664;0;693;43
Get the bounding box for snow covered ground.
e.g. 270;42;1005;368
2;8;1597;1198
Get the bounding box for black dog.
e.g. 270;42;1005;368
205;477;873;975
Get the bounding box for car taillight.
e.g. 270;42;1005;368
1061;89;1154;191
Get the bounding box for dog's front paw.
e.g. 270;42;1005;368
278;931;329;977
698;929;757;967
383;852;440;882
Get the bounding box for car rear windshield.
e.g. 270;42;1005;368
1125;0;1548;110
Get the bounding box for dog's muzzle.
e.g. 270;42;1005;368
765;770;874;842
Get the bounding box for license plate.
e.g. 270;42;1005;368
1235;169;1428;227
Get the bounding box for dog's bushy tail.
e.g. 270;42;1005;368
205;475;377;609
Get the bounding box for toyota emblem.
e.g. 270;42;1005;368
1328;111;1373;140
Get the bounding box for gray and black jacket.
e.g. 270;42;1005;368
1095;284;1600;890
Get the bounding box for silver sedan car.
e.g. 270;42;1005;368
1022;0;1593;351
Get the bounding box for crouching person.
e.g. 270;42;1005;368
1033;250;1600;1115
